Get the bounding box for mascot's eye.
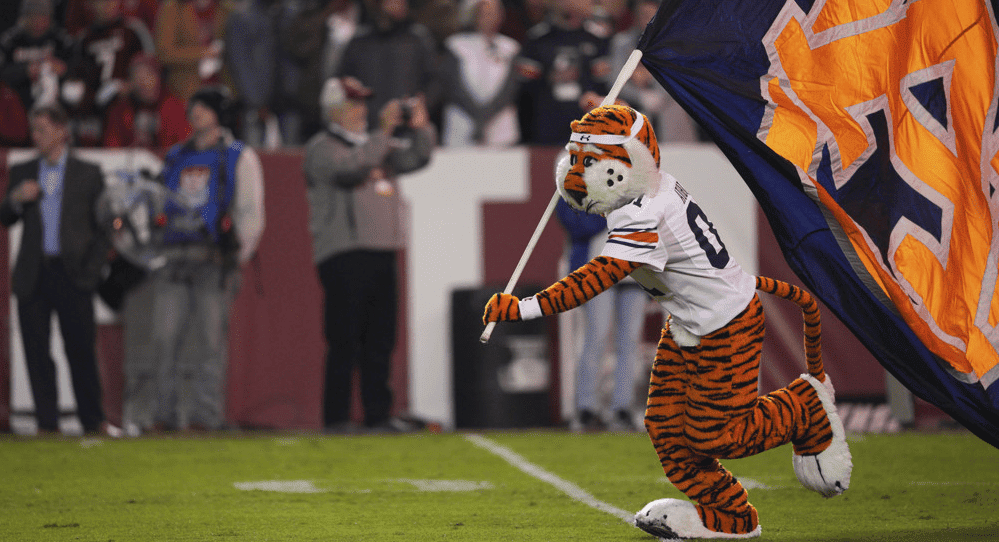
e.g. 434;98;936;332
583;156;595;167
570;154;577;165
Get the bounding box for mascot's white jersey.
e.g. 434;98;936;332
600;171;756;337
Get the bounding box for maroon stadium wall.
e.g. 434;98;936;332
0;148;893;432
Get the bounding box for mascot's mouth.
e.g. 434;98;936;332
565;188;587;208
585;200;598;213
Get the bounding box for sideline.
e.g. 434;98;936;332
463;434;634;522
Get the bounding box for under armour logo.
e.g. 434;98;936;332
579;135;591;141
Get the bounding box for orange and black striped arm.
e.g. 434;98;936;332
482;256;641;324
534;256;641;315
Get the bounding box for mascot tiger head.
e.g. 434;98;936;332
556;105;660;215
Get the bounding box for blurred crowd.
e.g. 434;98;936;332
0;0;704;152
2;0;711;437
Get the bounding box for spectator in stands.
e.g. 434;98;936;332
147;85;265;432
0;81;31;147
102;53;191;148
63;0;155;146
268;0;312;146
598;0;631;33
154;0;233;103
64;0;159;37
283;0;367;142
225;0;281;148
414;0;459;47
303;77;434;432
0;104;112;436
0;0;76;113
440;0;521;146
609;0;699;142
514;0;610;144
497;0;548;44
337;0;442;133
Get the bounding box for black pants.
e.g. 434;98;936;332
18;257;104;432
318;250;397;427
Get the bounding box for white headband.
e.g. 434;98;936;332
569;113;644;145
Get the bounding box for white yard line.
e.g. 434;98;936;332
463;434;634;523
233;480;326;493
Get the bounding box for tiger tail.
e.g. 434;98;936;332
755;276;826;383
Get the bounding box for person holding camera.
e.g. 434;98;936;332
336;0;442;131
140;84;265;433
303;76;434;433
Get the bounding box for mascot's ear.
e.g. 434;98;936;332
555;150;573;208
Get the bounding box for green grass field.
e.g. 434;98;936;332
1;429;996;541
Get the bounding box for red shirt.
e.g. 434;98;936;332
103;91;191;149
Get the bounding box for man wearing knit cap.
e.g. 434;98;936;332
139;84;265;433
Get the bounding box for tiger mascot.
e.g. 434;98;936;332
483;104;852;539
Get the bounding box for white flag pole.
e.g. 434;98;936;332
480;50;644;344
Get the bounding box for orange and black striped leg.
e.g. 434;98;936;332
787;378;834;455
644;328;760;535
674;296;821;455
679;296;831;459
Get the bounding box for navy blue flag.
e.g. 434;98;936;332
638;0;999;448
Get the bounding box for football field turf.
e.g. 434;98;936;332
1;429;996;541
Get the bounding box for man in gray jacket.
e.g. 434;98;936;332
303;76;435;432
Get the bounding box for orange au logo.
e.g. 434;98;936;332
757;0;999;389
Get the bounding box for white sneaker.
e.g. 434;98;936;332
103;422;123;438
793;374;852;497
634;498;762;539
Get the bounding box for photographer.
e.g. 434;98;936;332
336;0;442;131
138;85;265;433
303;76;434;432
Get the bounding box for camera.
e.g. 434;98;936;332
399;100;412;125
387;96;429;173
394;97;415;138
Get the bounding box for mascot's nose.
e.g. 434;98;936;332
564;188;586;208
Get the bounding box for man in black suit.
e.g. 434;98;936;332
0;104;111;435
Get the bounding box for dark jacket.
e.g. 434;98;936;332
0;153;109;297
337;19;442;128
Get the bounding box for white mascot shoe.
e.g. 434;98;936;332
634;498;762;540
793;374;853;497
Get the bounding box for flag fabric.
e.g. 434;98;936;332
638;0;999;448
